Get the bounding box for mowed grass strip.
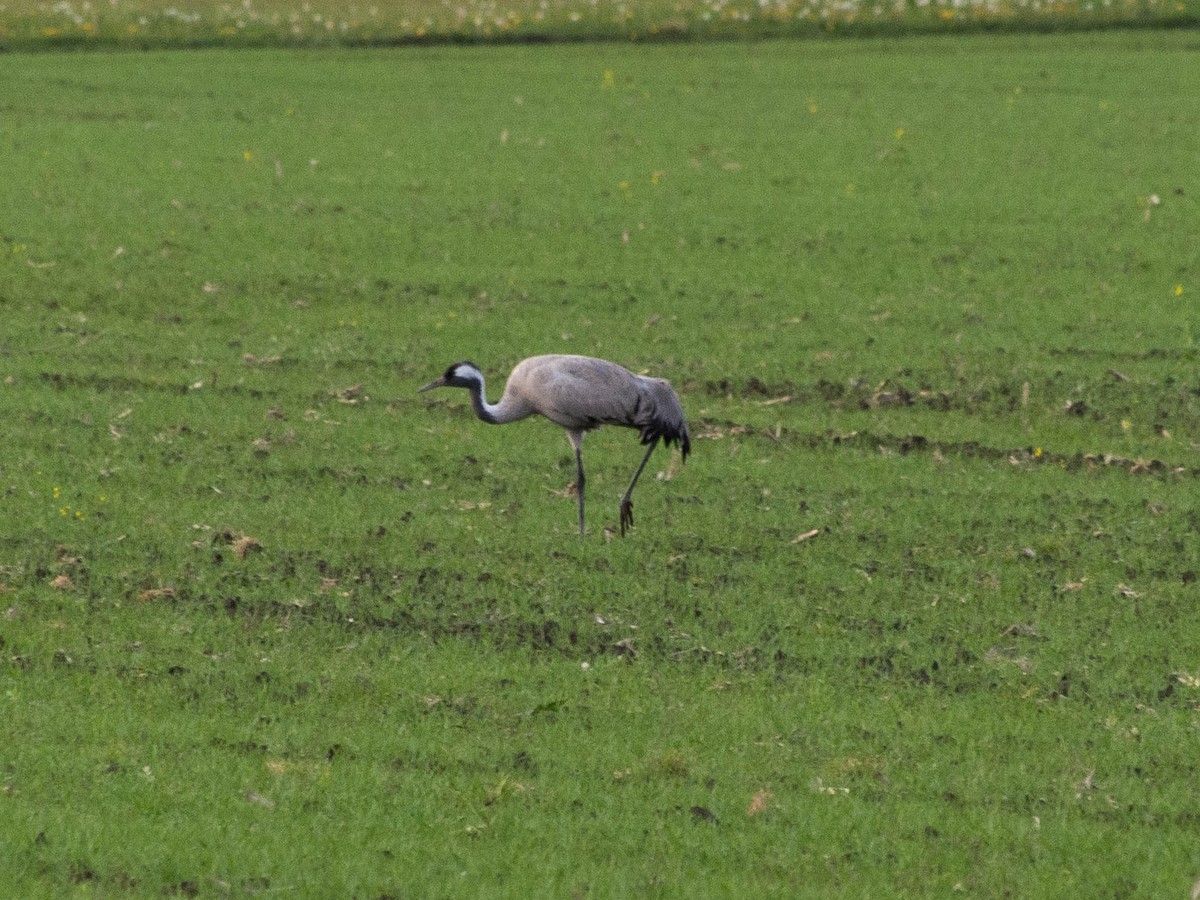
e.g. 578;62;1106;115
1;34;1199;897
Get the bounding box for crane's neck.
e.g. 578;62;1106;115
467;379;502;424
456;369;529;425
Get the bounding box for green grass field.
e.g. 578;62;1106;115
2;30;1200;897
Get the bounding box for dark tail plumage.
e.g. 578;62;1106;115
638;419;690;460
634;379;690;461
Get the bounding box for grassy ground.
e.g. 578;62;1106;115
2;31;1200;897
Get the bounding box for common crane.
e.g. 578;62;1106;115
419;354;690;536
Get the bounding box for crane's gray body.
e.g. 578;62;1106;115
490;355;690;453
419;354;690;536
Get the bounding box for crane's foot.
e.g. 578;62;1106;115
619;498;634;537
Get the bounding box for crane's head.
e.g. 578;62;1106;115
418;361;484;393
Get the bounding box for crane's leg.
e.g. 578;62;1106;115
566;430;586;537
619;438;659;537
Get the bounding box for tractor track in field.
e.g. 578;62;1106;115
698;420;1200;480
696;369;1199;417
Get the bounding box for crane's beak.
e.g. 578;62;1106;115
418;376;447;393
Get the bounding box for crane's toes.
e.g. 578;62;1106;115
619;498;634;537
